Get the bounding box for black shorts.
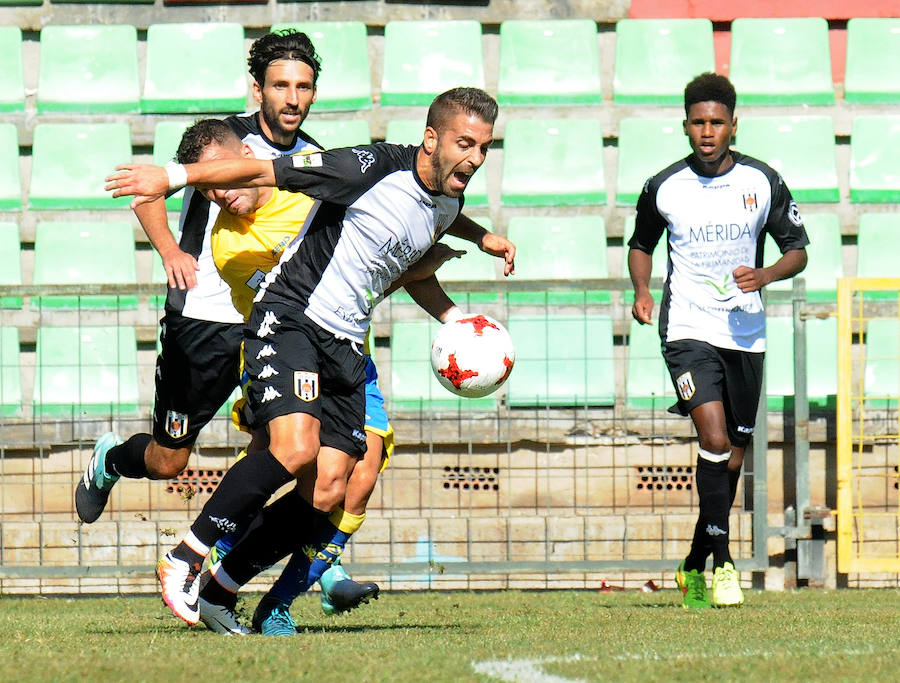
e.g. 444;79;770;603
242;301;368;458
662;339;764;448
152;313;243;449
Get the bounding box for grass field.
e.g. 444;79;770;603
1;588;898;682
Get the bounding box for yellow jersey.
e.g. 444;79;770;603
211;187;315;319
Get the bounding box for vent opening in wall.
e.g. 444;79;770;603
635;465;693;491
442;465;499;491
167;468;224;496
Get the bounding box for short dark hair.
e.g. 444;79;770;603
684;72;736;117
247;29;321;87
425;87;499;132
175;119;241;164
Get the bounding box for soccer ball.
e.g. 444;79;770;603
431;314;515;398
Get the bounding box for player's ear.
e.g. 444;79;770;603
731;117;738;140
252;80;263;105
241;144;254;159
423;126;438;154
682;119;688;136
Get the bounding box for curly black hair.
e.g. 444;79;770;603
684;72;736;116
247;29;321;87
175;119;240;164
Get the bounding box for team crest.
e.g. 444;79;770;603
294;371;319;402
676;371;696;401
742;192;757;212
292;152;322;168
166;410;188;439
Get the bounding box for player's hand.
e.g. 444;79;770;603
105;164;169;208
732;265;769;293
632;290;654;324
408;242;466;281
160;246;200;290
479;232;516;276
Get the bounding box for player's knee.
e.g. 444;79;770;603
697;435;730;458
312;476;347;512
271;438;319;476
145;444;190;479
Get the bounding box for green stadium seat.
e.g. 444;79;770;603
849;116;900;203
0;0;40;6
389;318;497;412
613;18;714;105
33;326;140;418
736;116;839;203
0;27;24;112
766;316;837;410
856;214;900;301
626;319;674;410
764;213;842;302
616;118;691;206
506;314;615;407
622;215;669;304
32;221;137;310
729;18;834;106
505;216;609;306
302;119;371;149
0;326;21;418
501;119;605;206
0;123;21;210
37;25;139;114
845;19;900;104
381;20;484;106
385;119;488;206
272;22;371;111
29;123;133;210
0;222;22;309
497;19;602;106
142;23;247;114
863;319;900;408
153;120;192;212
436;230;500;308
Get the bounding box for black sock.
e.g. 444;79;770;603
199;571;237;610
189;449;293;548
105;433;152;479
683;517;710;573
221;490;320;586
694;456;733;569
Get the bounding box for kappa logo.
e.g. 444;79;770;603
706;524;727;536
736;425;754;434
261;386;282;403
257;310;281;337
294;371;319;402
209;516;238;534
352;147;375;173
258;364;279;379
256;344;276;360
676;371;696;401
352;429;366;442
165;410;189;439
788;199;803;227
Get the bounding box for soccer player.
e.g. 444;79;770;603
627;73;808;609
107;87;514;626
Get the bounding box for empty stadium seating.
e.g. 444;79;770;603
501;119;606;207
862;318;900;408
616;118;691;205
844;18;900;104
0;26;23;112
736;116;839;203
764;213;843;301
625;319;674;409
142;23;247;114
506;314;615;407
765;316;837;410
497;19;602;106
153;121;192;211
433;231;500;308
37;25;140;114
729;18;834;105
272;21;372;111
849;116;900;203
0;326;21;419
302;119;371;149
613;18;714;105
856;213;900;281
381;20;484;106
0;123;20;210
0;222;21;309
29;123;133;210
33;326;140;418
32;222;137;310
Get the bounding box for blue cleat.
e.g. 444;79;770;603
75;431;122;523
319;563;380;616
252;596;297;636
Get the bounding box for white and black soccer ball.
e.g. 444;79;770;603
431;314;515;398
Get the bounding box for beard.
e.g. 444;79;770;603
430;148;463;197
261;100;301;142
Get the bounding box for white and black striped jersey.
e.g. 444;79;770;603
258;143;463;344
629;151;809;352
167;112;320;323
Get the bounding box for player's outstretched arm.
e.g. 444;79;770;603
134;198;198;290
628;248;654;324
106;158;277;208
446;214;515;276
733;248;807;293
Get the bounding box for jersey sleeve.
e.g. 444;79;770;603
765;175;810;253
627;177;667;254
273;143;413;207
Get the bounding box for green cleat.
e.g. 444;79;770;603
319;563;379;616
676;560;711;609
711;562;744;608
75;431;122;523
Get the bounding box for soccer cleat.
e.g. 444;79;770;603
156;551;202;625
252;596;297;636
319;563;380;616
711;561;744;608
199;597;250;635
75;431;122;524
676;560;710;609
